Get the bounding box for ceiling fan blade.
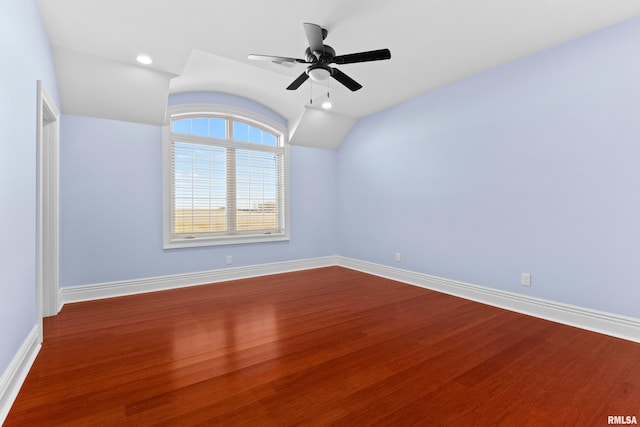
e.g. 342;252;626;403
333;48;391;65
286;72;310;90
331;68;362;91
303;22;325;56
248;54;308;64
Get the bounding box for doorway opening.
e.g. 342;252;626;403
36;81;60;342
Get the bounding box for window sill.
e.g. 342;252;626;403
163;232;290;249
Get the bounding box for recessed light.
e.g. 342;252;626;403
322;91;332;109
136;54;152;65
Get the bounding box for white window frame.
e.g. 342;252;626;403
163;103;290;248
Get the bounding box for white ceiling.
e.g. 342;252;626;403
36;0;640;149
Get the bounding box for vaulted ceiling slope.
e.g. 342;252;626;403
36;0;640;150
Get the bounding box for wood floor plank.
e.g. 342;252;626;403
5;266;640;426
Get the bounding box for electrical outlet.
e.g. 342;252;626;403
395;252;401;262
226;255;232;265
521;273;531;287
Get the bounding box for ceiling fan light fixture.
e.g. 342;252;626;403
307;65;331;82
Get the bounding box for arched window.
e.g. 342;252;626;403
163;104;289;248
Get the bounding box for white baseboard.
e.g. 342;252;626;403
58;255;640;343
60;256;339;305
0;326;41;425
337;256;640;343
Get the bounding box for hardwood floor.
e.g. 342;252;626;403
6;266;640;426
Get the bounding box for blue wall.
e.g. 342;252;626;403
60;96;337;286
59;18;640;320
337;17;640;318
0;0;58;377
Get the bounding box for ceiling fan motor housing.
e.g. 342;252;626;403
305;45;336;63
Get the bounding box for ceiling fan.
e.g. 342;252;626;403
248;23;391;92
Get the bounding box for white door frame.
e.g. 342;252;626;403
36;81;60;343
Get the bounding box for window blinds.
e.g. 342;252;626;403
170;118;284;239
